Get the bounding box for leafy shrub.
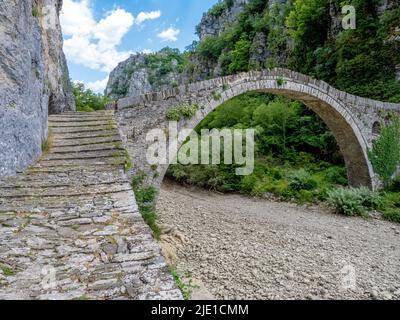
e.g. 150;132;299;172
288;169;317;191
32;6;41;17
139;204;161;239
212;91;222;101
382;208;400;223
208;1;226;17
276;77;286;86
327;188;367;217
380;192;400;223
131;175;161;239
239;175;258;193
368;118;400;188
323;166;348;185
356;187;383;210
166;104;199;121
297;190;314;204
135;187;157;204
381;192;400;209
327;187;382;217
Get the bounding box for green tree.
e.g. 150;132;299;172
228;36;251;73
368;117;400;188
286;0;330;74
72;82;111;112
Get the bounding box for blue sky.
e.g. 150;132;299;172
60;0;219;92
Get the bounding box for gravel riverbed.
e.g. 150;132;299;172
157;180;400;300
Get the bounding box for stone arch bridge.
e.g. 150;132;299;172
112;68;400;192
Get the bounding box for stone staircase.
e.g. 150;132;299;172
0;111;181;300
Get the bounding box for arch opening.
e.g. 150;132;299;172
150;88;375;193
162;91;362;200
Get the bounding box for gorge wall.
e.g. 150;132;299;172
106;0;399;103
105;0;251;99
0;0;75;178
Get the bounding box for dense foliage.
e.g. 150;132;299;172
167;93;348;203
166;104;199;121
327;187;382;217
190;0;400;102
368;118;400;188
72;82;110;112
131;174;161;239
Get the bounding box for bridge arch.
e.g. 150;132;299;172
113;69;400;191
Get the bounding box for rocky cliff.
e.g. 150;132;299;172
105;1;246;100
105;0;281;99
196;0;250;40
106;0;399;102
106;48;189;100
0;0;75;178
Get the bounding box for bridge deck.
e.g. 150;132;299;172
0;111;180;300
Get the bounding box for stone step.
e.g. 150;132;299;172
40;149;125;161
49;120;113;128
59;110;113;115
25;164;124;174
49;116;114;123
50;111;114;118
0;177;127;189
0;183;132;198
51;126;117;134
50;130;119;140
52;135;122;147
0;189;135;211
51;142;123;154
1;169;123;183
0;186;138;217
31;157;125;168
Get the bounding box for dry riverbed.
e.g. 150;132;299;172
156;179;400;300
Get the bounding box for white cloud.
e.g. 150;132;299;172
141;49;153;54
61;0;138;73
60;0;95;38
61;1;162;91
86;77;109;93
135;10;161;25
157;27;180;42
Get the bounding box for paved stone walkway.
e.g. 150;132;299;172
0;111;181;300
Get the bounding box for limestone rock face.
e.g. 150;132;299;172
249;32;270;68
196;0;250;41
106;0;398;102
105;2;251;100
106;49;189;100
0;0;75;178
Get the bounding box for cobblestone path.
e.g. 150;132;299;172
0;111;181;300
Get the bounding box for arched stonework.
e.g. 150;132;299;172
112;69;400;192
